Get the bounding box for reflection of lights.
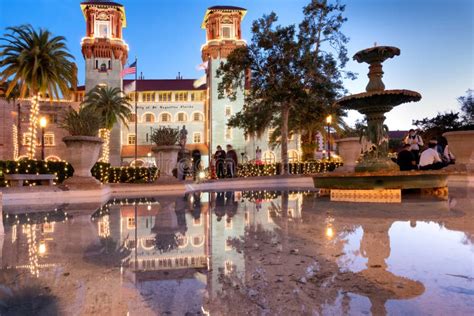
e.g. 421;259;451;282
39;241;46;255
326;227;334;239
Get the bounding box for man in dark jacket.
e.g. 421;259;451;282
214;145;226;178
397;144;417;171
226;144;238;177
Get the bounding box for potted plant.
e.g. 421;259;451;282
335;127;362;172
150;127;181;178
60;106;103;185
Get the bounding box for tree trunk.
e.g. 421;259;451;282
280;104;290;175
99;128;111;163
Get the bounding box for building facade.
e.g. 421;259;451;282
0;1;302;166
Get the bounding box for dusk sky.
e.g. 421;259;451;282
0;0;472;130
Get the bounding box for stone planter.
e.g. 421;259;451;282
63;136;104;185
335;137;362;172
443;130;474;173
152;145;181;178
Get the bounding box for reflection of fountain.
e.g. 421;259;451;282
338;46;421;172
357;222;425;315
313;46;451;202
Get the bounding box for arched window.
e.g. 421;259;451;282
45;155;61;162
143;113;155;123
193;112;204;121
160;113;172;122
263;151;276;164
176;112;187;122
288;150;300;163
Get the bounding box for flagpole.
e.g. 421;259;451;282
134;57;138;165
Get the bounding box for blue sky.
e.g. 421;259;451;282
0;0;472;129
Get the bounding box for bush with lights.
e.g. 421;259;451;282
0;159;159;186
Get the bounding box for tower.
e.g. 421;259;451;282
201;6;247;156
80;0;128;92
80;0;128;165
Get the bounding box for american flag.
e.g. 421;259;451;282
120;61;136;78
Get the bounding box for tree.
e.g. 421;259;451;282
297;0;354;159
217;0;353;171
0;25;77;159
458;89;473;125
218;13;303;174
82;85;131;163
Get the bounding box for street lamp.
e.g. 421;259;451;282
326;115;332;160
39;116;47;160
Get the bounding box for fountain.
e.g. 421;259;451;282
314;46;449;202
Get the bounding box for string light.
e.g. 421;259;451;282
98;128;111;163
12;124;19;160
27;95;40;159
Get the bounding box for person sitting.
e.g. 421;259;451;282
436;136;456;165
419;140;445;170
397;144;417;171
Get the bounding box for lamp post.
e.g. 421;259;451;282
326;115;332;160
39;117;47;160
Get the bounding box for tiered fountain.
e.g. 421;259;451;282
313;46;449;203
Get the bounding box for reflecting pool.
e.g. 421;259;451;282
0;186;473;315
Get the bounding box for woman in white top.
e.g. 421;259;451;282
404;129;424;164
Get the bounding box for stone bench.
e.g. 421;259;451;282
5;174;55;187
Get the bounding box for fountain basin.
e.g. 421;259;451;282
337;89;421;113
313;170;450;203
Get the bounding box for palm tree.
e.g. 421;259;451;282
82;85;131;163
0;25;77;159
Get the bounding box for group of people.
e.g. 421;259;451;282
397;129;455;171
213;144;238;178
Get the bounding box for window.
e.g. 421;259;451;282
225;127;232;140
193;112;203;121
95;60;98;69
190;92;204;102
108;60;111;69
128;93;138;102
44;133;55;146
127;217;135;229
128;134;136;145
177;112;187;122
288;150;299;163
22;133;33;146
143;113;155;123
225;106;232;117
158;92;172;102
160;113;171;122
222;25;232;39
143;92;155;102
193;132;202;144
128;113;137;123
175;92;188;102
263;151;276;164
96;21;110;38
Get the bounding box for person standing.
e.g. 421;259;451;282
397;144;417;171
255;146;262;165
404;129;424;164
214;145;226;178
226;144;238;178
192;149;201;180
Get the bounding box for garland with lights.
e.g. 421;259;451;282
236;161;342;178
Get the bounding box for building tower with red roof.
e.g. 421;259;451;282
80;0;128;92
201;6;247;156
